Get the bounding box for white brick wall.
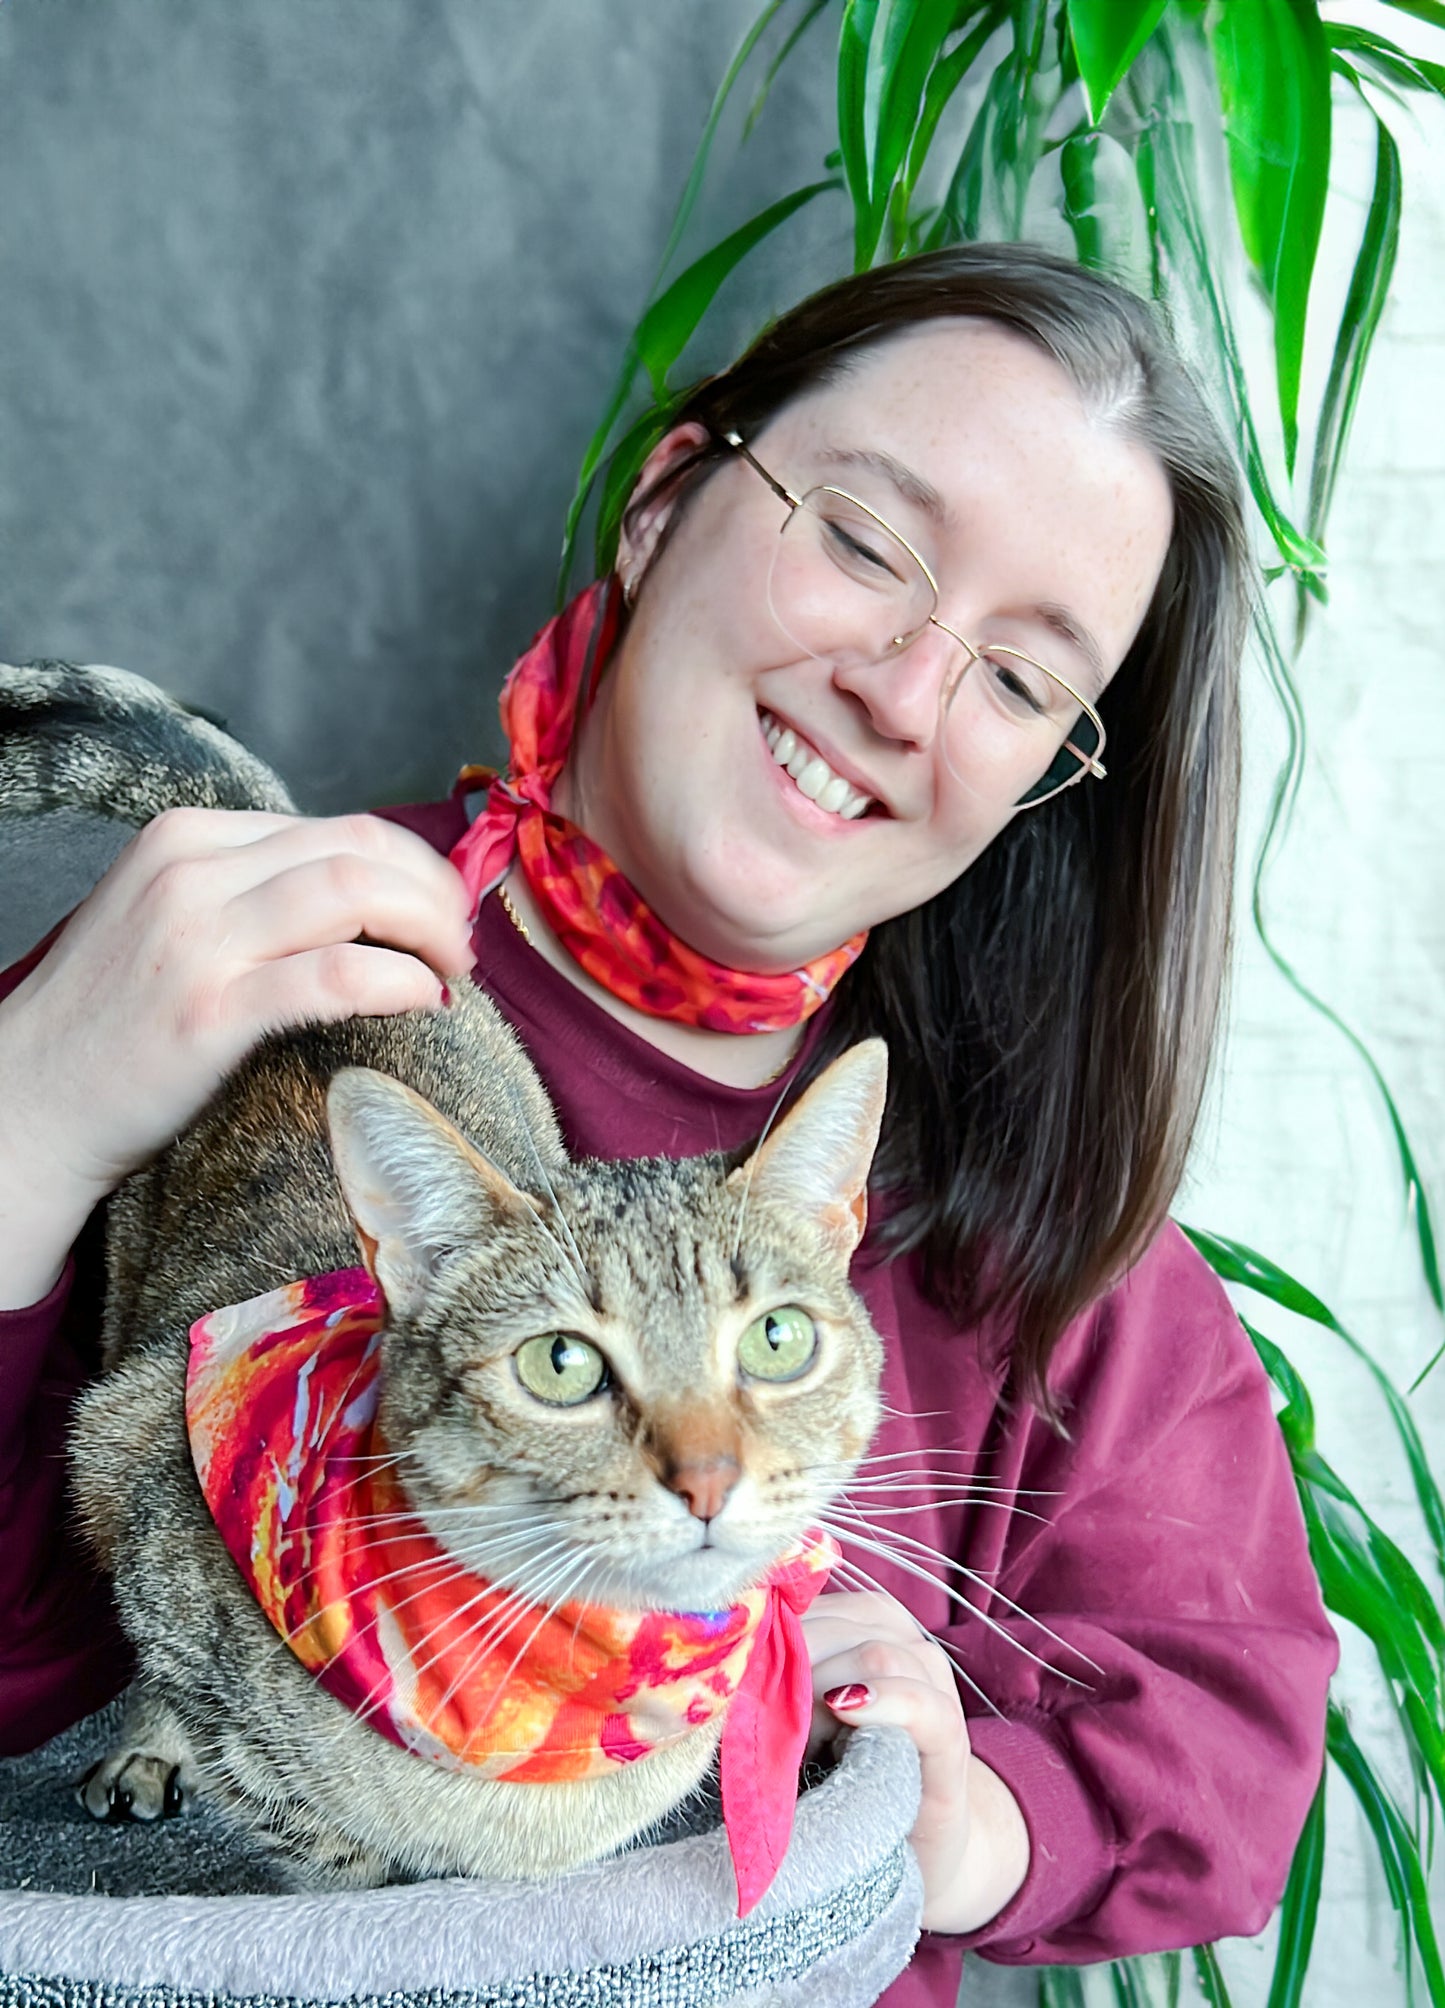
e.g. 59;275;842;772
1177;74;1445;2004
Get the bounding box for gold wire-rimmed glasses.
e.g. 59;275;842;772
720;429;1108;810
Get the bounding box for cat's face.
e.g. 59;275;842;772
328;1044;887;1612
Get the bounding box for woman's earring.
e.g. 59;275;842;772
619;564;639;608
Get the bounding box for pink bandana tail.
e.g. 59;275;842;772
719;1542;836;1915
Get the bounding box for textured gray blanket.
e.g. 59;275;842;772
0;1704;924;2006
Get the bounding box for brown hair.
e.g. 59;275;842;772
621;243;1247;1417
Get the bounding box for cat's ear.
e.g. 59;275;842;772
326;1068;537;1319
727;1039;887;1260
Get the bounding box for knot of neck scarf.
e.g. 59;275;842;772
187;1269;838;1915
448;579;867;1035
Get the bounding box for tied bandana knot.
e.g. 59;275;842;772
187;1270;837;1914
448;579;867;1035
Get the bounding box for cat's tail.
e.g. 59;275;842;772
0;660;295;823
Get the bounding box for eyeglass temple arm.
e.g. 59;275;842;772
1066;741;1107;780
721;430;800;512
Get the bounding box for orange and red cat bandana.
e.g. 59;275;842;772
447;579;867;1034
188;1269;837;1914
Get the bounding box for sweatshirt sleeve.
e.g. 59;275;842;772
938;1225;1338;1965
0;930;132;1751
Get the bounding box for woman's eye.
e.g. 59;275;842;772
983;652;1052;717
823;518;904;582
737;1306;818;1383
514;1333;608;1405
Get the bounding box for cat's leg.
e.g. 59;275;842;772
77;1682;196;1823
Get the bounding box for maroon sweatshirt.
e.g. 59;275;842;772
0;794;1337;2003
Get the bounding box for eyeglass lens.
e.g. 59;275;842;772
767;488;1096;808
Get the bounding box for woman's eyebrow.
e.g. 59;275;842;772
816;446;950;524
1037;603;1106;695
817;445;1107;691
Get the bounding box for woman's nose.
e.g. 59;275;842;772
830;619;963;751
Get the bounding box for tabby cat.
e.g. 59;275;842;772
0;663;888;1890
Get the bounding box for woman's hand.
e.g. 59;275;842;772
0;807;477;1307
800;1587;1031;1933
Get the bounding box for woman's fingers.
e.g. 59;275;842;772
817;1664;971;1773
231;941;457;1030
802;1594;955;1696
0;805;479;1215
219;853;475;980
808;1640;977;1924
133;809;476;966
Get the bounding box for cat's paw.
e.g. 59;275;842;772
77;1747;190;1823
76;1692;196;1824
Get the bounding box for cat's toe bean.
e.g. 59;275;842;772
119;1753;185;1821
76;1752;188;1823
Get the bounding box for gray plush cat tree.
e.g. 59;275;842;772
0;1702;923;2008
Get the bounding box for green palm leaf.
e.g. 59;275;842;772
1069;0;1170;123
1305;107;1402;557
1383;0;1445;27
1185;1227;1445;1580
558;175;836;596
1267;1775;1325;2008
1328;1704;1445;2005
1039;1970;1089;2008
1191;1943;1236;2008
1206;0;1333;473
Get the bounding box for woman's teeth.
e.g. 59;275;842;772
760;712;872;819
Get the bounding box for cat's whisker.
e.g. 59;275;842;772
272;1523;578;1651
341;1508;576;1541
326;1447;414;1474
416;1574;571;1723
301;1564;524;1753
850;1444;989;1465
329;1546;586;1748
839;1471;1042;1494
419;1551;595;1741
819;1515;1099;1684
498;1074;593;1294
828;1503;1050;1582
839;1495;1049;1526
820;1552;1003;1715
730;1078;794;1261
278;1549;492;1660
465;1554;596;1704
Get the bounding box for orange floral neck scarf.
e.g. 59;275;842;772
188;1268;837;1915
447;578;867;1034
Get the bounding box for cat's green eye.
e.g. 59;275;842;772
514;1333;608;1406
737;1306;818;1383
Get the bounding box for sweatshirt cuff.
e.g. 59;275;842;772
0;1257;76;1435
944;1713;1116;1959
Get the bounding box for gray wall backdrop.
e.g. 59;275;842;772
0;0;845;810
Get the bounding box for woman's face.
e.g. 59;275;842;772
563;319;1174;972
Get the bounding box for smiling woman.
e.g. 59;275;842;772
0;243;1334;2007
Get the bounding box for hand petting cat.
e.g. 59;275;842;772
803;1587;1031;1933
0;802;474;1311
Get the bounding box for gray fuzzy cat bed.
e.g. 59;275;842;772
0;1702;923;2008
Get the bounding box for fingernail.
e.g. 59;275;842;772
439;983;453;1009
824;1683;872;1712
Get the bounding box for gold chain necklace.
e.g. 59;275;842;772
497;882;531;944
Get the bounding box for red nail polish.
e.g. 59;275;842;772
824;1683;872;1711
439;983;453;1008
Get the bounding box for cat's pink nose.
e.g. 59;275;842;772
666;1457;741;1523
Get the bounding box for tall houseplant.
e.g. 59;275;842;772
562;4;1445;2002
